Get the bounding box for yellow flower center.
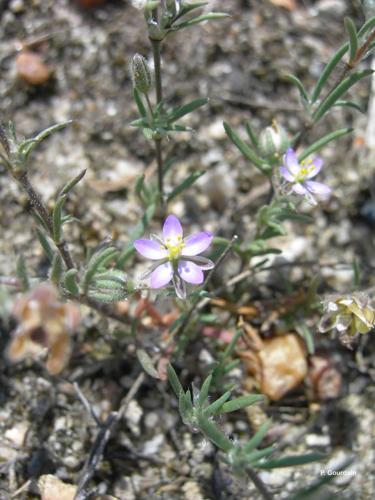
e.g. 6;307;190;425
295;159;315;182
164;235;185;261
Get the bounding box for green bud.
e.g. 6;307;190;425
259;121;289;160
131;54;152;94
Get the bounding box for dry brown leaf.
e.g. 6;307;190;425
88;173;138;193
210;297;258;317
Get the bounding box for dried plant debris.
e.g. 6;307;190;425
7;283;80;374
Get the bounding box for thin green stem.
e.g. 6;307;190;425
151;38;165;203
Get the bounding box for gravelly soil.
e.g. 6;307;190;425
0;0;375;499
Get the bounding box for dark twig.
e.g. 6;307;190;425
246;468;274;500
74;371;145;500
73;382;101;427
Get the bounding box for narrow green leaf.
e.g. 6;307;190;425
311;43;349;103
50;254;63;285
297;128;352;162
168;98;208;122
184;389;194;414
243;422;271;453
94;269;127;284
136;349;159;378
345;17;358;63
245;121;260;149
197;414;233;452
60;169;86;196
175;12;230;30
224;122;269;172
83;247;118;290
129;118;148;128
178;392;190;420
167;170;205;201
167;363;184;398
313;69;373;123
16;255;29;292
222;394;265;413
64;268;80;295
285;74;309;102
296;323;315;355
222;359;241;375
19;121;72;160
204;390;232;416
133;88;148;118
333;100;364;113
358;15;375;37
35;228;54;262
221;328;242;362
162;156;177;175
176;1;208;20
246;446;275;464
135;174;145;199
256;453;325;469
52;195;67;243
198;374;212;407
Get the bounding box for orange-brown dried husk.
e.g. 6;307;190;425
243;333;308;401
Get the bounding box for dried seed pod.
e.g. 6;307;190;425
131;53;152;94
16;51;51;86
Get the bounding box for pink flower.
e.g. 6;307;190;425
134;215;214;298
280;148;331;205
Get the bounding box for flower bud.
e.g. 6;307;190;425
131;54;152;94
259;121;289;160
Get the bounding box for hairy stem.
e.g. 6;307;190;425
17;172;75;269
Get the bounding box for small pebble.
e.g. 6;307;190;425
16;51;51;86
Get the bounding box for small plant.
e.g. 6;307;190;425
0;1;374;498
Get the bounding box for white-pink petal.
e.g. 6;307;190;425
292;183;308;195
305;156;323;179
182;232;213;256
163;215;183;241
279;166;295;182
134;239;168;260
178;260;204;285
151;262;173;288
305;180;331;196
284;148;300;175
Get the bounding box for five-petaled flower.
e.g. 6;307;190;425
134;215;214;299
280;148;331;205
